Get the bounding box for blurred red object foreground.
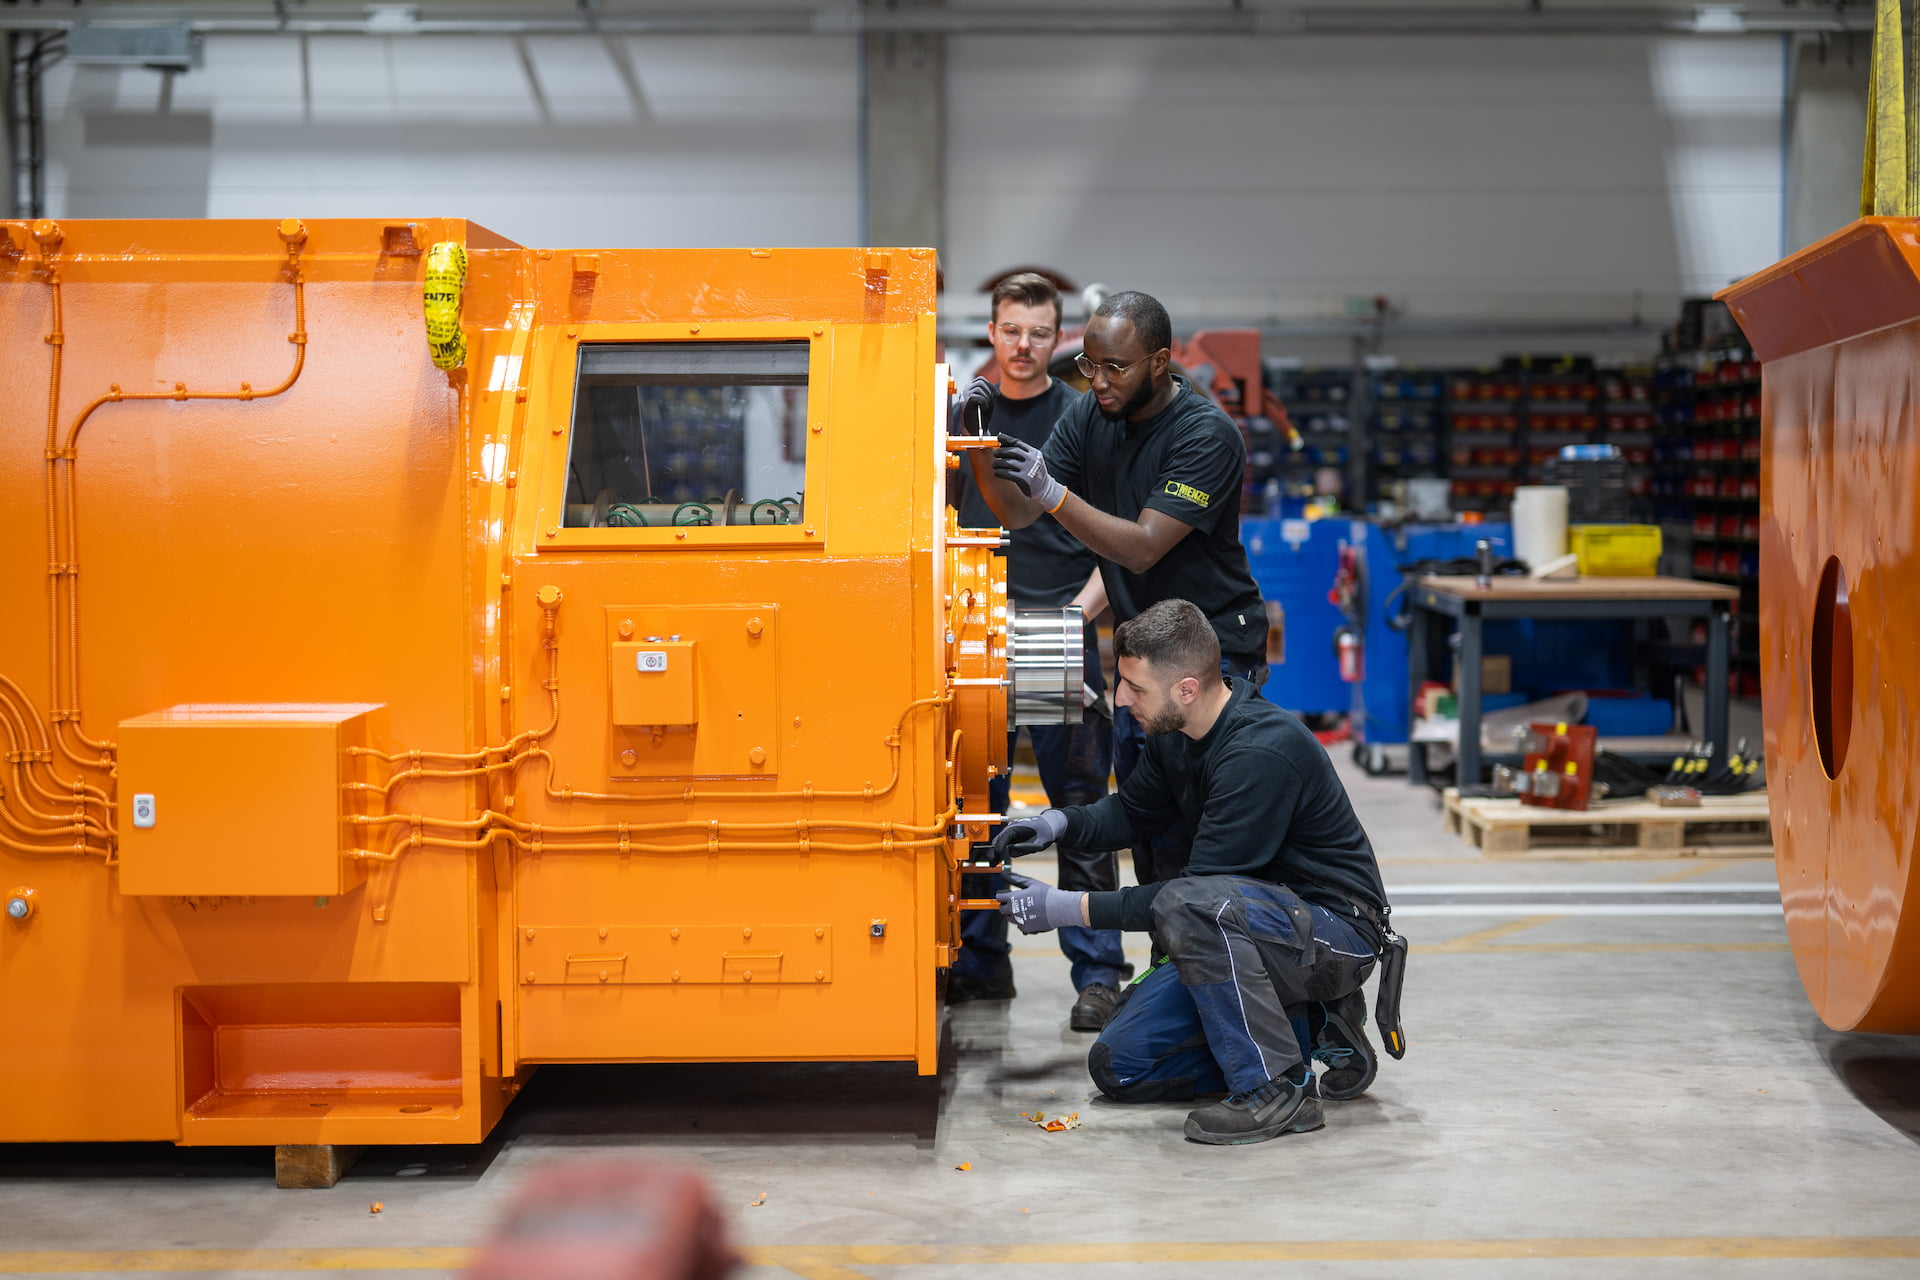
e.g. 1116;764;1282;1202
466;1160;740;1280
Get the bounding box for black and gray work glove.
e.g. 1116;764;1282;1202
957;375;997;435
995;872;1085;936
992;433;1067;512
988;807;1069;859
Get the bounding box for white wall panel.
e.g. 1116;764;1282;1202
31;27;1790;342
40;33;862;249
945;34;1786;331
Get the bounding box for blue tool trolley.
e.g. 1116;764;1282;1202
1342;521;1511;773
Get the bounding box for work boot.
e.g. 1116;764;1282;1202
1311;990;1378;1101
944;973;1016;1005
1183;1068;1323;1146
1068;983;1119;1031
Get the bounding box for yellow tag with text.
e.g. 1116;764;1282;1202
1164;480;1211;507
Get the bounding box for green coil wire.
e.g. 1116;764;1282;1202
672;502;714;527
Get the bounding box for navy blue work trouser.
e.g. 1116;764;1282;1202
1088;876;1376;1099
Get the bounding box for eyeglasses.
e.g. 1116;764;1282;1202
1074;350;1159;379
994;323;1057;345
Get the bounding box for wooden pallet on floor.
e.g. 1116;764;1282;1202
1442;788;1773;859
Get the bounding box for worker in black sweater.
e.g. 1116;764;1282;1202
993;597;1394;1145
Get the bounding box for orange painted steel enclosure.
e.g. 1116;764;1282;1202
0;218;1020;1147
1719;217;1920;1034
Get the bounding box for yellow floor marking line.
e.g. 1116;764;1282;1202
9;1236;1920;1274
1421;915;1559;952
0;1250;477;1274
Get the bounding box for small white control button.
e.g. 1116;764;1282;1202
636;651;668;673
132;794;157;829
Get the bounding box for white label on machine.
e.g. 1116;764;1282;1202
1282;519;1310;550
132;794;156;828
636;651;669;673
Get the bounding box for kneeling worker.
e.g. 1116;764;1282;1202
993;598;1401;1146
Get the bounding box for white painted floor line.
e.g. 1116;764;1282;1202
1390;882;1779;895
1393;903;1784;917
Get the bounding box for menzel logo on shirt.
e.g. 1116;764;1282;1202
1163;480;1211;508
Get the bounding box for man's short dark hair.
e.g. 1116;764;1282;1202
1113;598;1220;685
991;272;1062;328
1093;290;1173;356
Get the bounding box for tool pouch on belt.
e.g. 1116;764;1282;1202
1374;928;1409;1059
1283;898;1317;969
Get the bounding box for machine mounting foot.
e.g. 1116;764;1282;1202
274;1144;365;1189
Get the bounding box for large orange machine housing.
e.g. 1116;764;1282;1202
0;218;1079;1147
1720;217;1920;1035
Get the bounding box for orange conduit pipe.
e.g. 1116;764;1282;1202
537;693;954;806
356;809;959;840
44;219;311;766
345;814;957;862
348;599;563;772
342;580;956;813
0;674;114;847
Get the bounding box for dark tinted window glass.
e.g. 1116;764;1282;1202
564;341;809;528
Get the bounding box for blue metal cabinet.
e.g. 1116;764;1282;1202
1243;516;1348;714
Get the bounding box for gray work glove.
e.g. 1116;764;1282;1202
957;375;996;435
989;807;1069;859
993;433;1067;512
996;872;1085;936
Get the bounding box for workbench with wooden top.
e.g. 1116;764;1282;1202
1406;574;1740;786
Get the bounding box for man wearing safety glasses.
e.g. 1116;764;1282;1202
948;273;1131;1032
966;290;1269;886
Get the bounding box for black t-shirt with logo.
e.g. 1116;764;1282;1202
1042;380;1266;665
953;379;1096;609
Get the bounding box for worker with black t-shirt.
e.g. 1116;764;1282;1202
990;599;1398;1147
976;289;1269;883
947;272;1130;1032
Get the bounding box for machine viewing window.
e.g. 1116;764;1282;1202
564;341;810;528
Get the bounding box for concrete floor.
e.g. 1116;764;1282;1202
5;752;1919;1279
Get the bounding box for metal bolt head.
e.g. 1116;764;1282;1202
869;919;886;938
6;897;29;921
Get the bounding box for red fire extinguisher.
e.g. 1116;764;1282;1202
1335;626;1363;683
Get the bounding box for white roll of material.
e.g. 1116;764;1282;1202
1512;485;1570;571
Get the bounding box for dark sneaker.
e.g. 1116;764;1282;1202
1183;1072;1324;1145
1069;983;1120;1031
944;973;1016;1004
1312;990;1378;1101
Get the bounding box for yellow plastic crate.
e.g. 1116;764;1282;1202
1570;523;1662;576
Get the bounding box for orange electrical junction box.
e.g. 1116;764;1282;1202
0;218;1087;1152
